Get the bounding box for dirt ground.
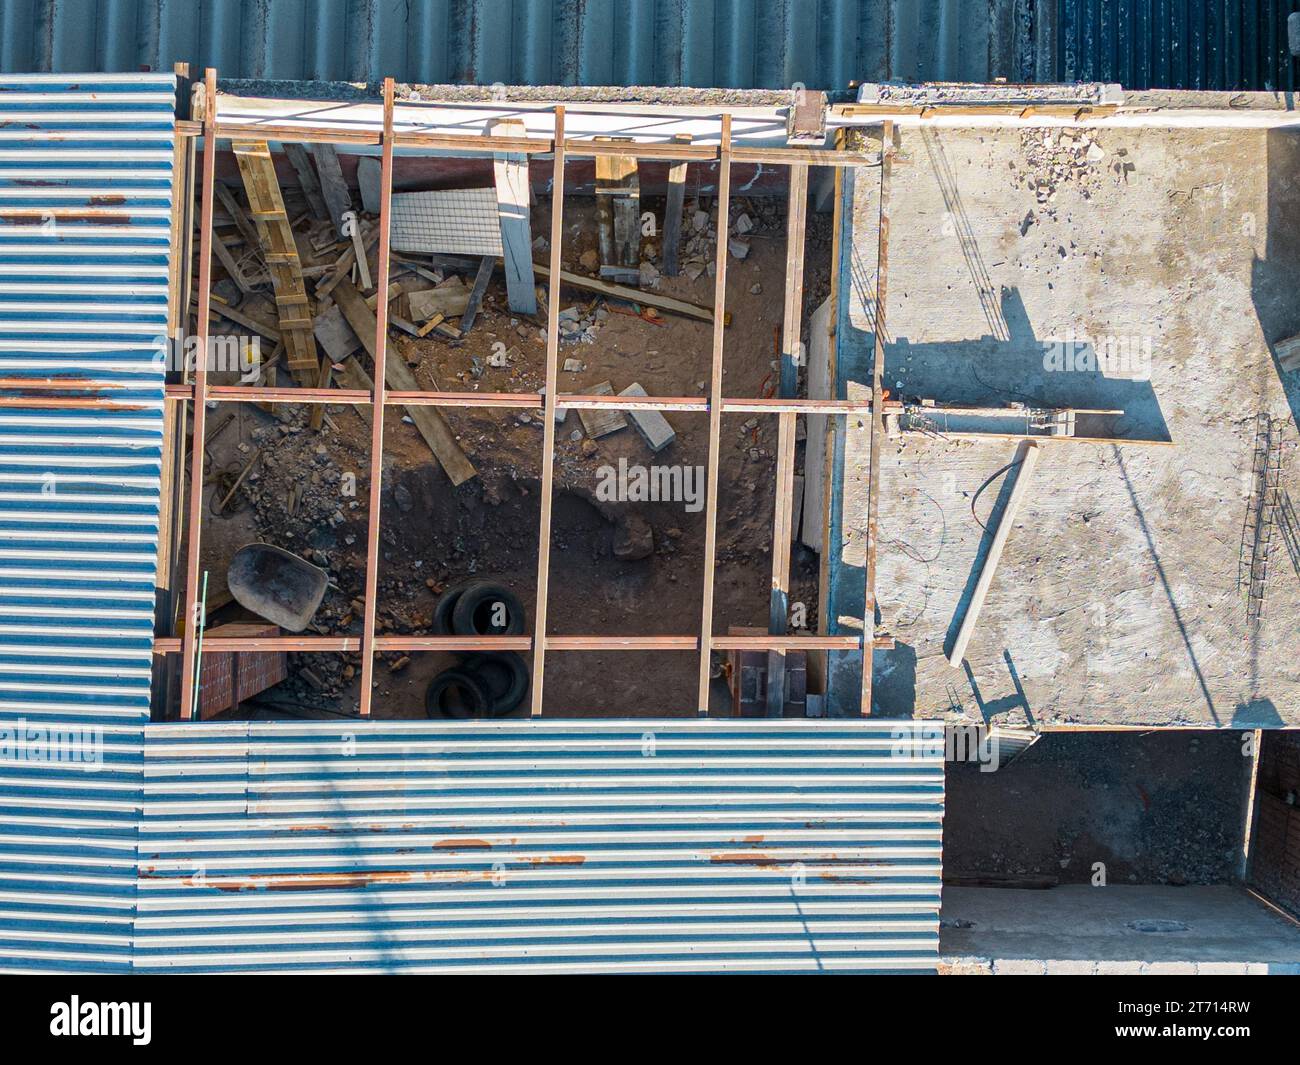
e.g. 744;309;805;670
944;730;1249;886
189;181;832;719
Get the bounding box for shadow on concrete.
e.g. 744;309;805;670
1232;699;1284;728
960;653;1034;726
1251;128;1300;432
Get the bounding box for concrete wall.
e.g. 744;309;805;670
1250;731;1300;917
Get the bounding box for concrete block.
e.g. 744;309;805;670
357;156;381;214
619;382;676;453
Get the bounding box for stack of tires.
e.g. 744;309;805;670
424;579;528;719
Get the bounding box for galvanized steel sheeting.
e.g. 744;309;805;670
134;720;944;974
0;72;175;973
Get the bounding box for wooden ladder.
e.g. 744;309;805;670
231;140;320;386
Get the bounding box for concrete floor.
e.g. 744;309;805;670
941;885;1300;972
829;124;1300;726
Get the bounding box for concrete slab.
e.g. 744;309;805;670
941;885;1300;967
831;124;1300;726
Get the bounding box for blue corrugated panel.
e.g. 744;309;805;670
134;720;945;974
0;73;175;972
1060;0;1300;90
0;0;1025;89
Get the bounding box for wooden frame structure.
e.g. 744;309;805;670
128;71;894;721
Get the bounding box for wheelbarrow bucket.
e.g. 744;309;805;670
227;543;328;633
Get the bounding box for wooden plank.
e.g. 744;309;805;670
802;297;832;552
860;121;893;717
311;142;353;231
194;294;280;343
350;220;373;291
460;255;494;334
531;261;717;323
213;180;260;250
333;277;477;486
231;138;320;385
529;106;568;717
356;81;396;720
407;277;469;319
576;380;628;439
210;231;256;293
180;68;218;721
491;118;538;314
946;441;1041;667
817;134;846;647
283;142;330;220
780;163;808;397
660;134;691;276
696;114;733;715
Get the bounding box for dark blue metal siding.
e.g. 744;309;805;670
0;0;1026;89
1060;0;1300;90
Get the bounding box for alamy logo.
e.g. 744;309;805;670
595;458;705;513
50;997;151;1045
0;718;102;771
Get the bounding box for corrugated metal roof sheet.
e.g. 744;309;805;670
133;720;944;974
0;72;175;973
1060;0;1300;91
0;0;1026;89
0;73;173;727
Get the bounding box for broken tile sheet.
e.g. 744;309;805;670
390;187;504;257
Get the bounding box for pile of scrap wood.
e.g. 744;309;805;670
195;145;491;485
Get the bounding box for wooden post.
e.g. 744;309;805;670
661;134;691;276
696;114;733;715
491;118;537;314
357;78;397;719
860;121;892;717
767;411;798;717
779;163;808;398
594;137;640;284
947;441;1041;667
178;69;218;721
529;107;567;716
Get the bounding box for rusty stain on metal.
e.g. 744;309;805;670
152;868;502;891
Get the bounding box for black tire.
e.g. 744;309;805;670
451;580;526;636
424;668;491;719
432;577;480;636
463;652;529;716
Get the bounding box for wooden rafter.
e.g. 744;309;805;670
860;121;893;717
356;78;397;719
178;69;219;721
528;107;568;717
696;114;733;716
